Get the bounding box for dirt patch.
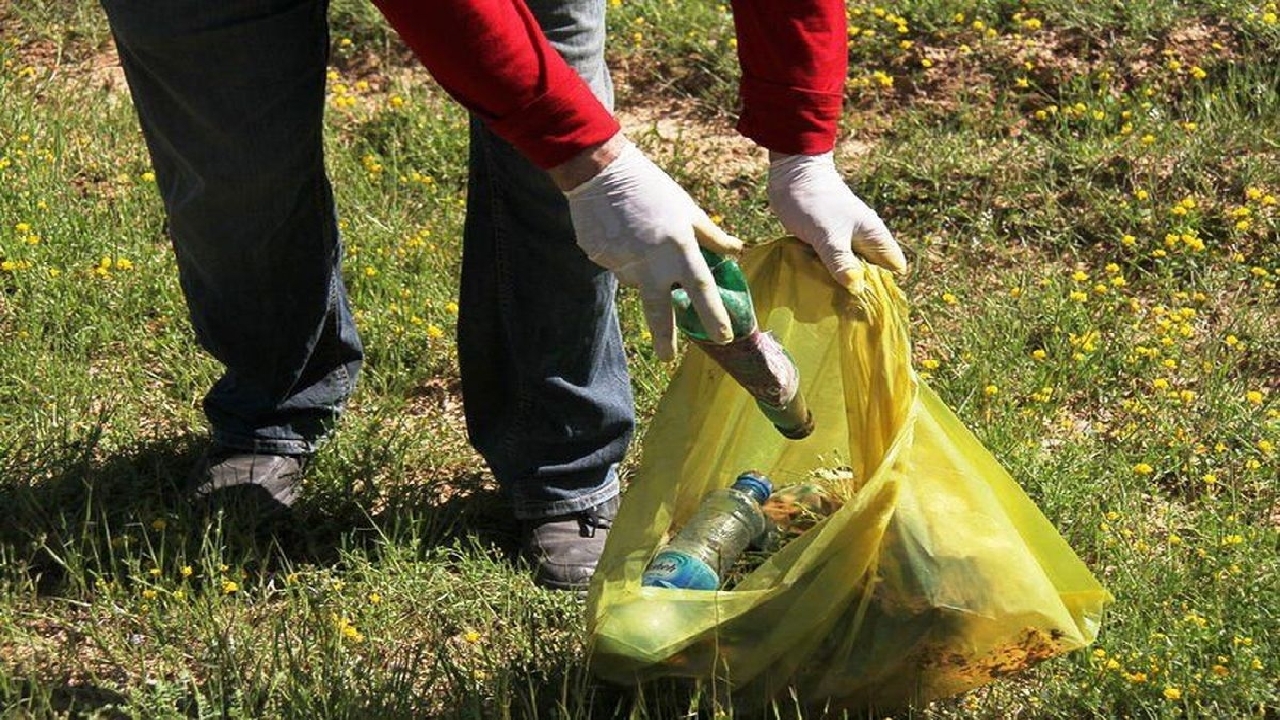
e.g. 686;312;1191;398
615;99;880;186
615;99;765;183
1163;20;1239;66
405;375;465;421
85;46;127;98
8;36;62;69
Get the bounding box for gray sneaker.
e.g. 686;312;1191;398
191;446;307;513
523;495;619;592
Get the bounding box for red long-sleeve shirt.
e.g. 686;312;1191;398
374;0;847;169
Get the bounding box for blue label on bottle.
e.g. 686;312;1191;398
641;550;720;590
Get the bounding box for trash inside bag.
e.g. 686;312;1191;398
586;238;1112;712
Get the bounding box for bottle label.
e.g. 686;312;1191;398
693;330;799;409
641;550;720;590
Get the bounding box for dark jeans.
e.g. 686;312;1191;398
101;0;632;519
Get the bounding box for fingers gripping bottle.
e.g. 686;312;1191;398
641;472;773;590
671;248;814;439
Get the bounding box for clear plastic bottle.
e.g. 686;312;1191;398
641;472;774;590
671;248;814;439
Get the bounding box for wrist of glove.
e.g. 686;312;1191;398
767;151;906;293
565;140;742;360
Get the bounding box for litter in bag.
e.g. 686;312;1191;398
586;238;1112;713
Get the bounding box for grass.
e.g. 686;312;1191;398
1;0;1277;717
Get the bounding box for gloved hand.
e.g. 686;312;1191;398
566;140;742;361
767;151;907;293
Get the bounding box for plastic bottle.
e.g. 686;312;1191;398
671;248;814;439
642;472;774;590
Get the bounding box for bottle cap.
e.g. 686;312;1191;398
732;472;773;504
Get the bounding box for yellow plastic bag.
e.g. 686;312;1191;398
587;238;1112;712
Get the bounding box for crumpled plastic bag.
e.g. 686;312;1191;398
586;238;1112;712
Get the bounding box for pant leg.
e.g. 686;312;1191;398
101;0;363;455
460;0;633;520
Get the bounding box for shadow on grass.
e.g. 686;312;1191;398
0;431;737;719
0;427;526;592
0;428;200;595
0;677;130;720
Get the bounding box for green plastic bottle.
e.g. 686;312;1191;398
671;248;814;439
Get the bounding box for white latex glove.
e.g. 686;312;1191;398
767;151;907;293
566;141;743;361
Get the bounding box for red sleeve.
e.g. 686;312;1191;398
373;0;620;169
729;0;847;155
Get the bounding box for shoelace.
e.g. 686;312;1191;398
576;505;614;538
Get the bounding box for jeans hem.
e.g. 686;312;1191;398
511;472;621;521
210;430;317;457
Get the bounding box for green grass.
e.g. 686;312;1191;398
1;0;1277;717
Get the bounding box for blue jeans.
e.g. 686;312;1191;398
102;0;632;519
